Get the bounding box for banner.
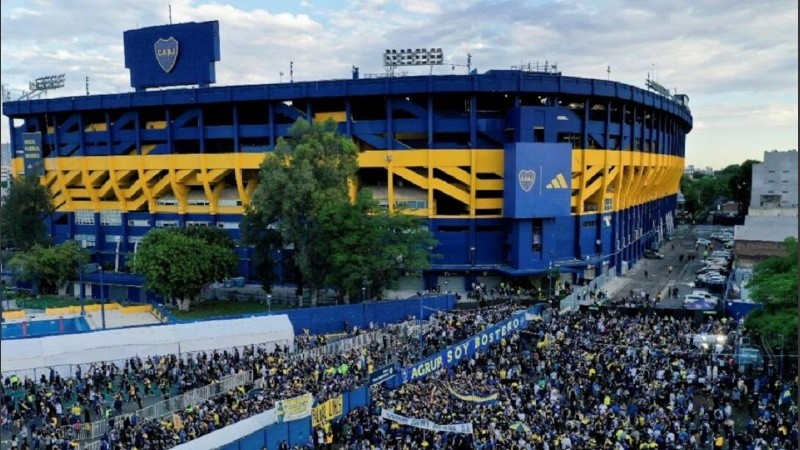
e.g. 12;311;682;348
311;395;344;427
446;384;499;405
369;363;398;386
275;393;313;423
380;409;473;434
397;311;527;384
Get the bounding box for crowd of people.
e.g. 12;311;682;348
0;304;522;449
2;300;796;450
332;310;797;449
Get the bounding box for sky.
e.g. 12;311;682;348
1;0;797;168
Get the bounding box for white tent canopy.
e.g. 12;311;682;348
1;315;294;379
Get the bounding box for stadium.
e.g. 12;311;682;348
3;20;692;297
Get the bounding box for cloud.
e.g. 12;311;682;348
1;0;796;167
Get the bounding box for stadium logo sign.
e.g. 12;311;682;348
154;37;179;73
518;170;536;192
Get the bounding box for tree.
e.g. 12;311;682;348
313;190;435;301
246;119;358;305
9;241;88;294
182;226;236;251
241;211;282;294
131;228;238;310
745;237;798;351
726;160;757;215
1;174;54;250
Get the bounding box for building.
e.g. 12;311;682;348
2;21;692;296
735;150;799;266
749;150;798;209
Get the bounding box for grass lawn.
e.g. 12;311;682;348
169;299;291;321
13;296;100;310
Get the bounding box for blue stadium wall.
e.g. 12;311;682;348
5;69;692;292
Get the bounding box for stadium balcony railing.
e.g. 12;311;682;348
77;371;252;448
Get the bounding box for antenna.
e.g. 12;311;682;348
467;53;472;73
86;76;89;96
169;4;172;24
290;61;294;83
607;65;611;80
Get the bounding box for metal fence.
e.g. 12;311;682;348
560;270;618;311
78;371;252;449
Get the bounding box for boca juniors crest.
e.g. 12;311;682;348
154;37;179;73
518;170;536;192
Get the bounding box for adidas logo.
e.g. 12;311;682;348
545;173;568;189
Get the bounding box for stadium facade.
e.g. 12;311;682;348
3;21;692;294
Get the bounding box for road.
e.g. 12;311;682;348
603;224;732;308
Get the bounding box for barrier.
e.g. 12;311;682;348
1;310;26;320
79;372;252;448
389;310;529;387
285;294;455;336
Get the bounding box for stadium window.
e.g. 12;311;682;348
531;220;542;252
75;210;95;225
533;127;545;143
155;220;179;228
583;221;597;228
604;199;613;211
186;221;211;228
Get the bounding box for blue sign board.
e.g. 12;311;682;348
22;132;43;176
503;142;572;218
123;21;220;90
395;311;528;385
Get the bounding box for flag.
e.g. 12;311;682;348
780;386;793;406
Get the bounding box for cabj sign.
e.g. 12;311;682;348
398;312;527;384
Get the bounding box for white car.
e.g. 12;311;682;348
684;290;720;307
696;238;711;246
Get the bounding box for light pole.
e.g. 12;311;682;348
267;294;272;315
79;240;86;316
100;267;106;330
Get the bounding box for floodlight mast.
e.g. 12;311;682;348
20;74;66;100
383;48;444;76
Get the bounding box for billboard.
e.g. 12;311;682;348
123;21;220;90
22;132;43;176
503;142;572;218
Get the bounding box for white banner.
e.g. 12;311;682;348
380;409;473;434
276;393;313;422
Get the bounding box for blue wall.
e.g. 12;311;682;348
219;385;370;450
284;295;455;335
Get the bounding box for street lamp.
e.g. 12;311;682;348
79;240;86;316
99;267;106;330
267;294;272;315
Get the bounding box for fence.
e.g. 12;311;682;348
559;270;617;311
78;371;252;449
289;319;430;362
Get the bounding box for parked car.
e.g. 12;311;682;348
644;249;665;259
712;249;732;257
684;290;720;309
723;240;734;250
696;238;711;246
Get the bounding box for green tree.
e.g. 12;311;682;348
726;160;757;215
241;211;282;293
1;174;54;250
246;119;358;305
745;237;798;351
313;190;435;301
8;241;88;294
132;228;237;310
182;225;236;251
